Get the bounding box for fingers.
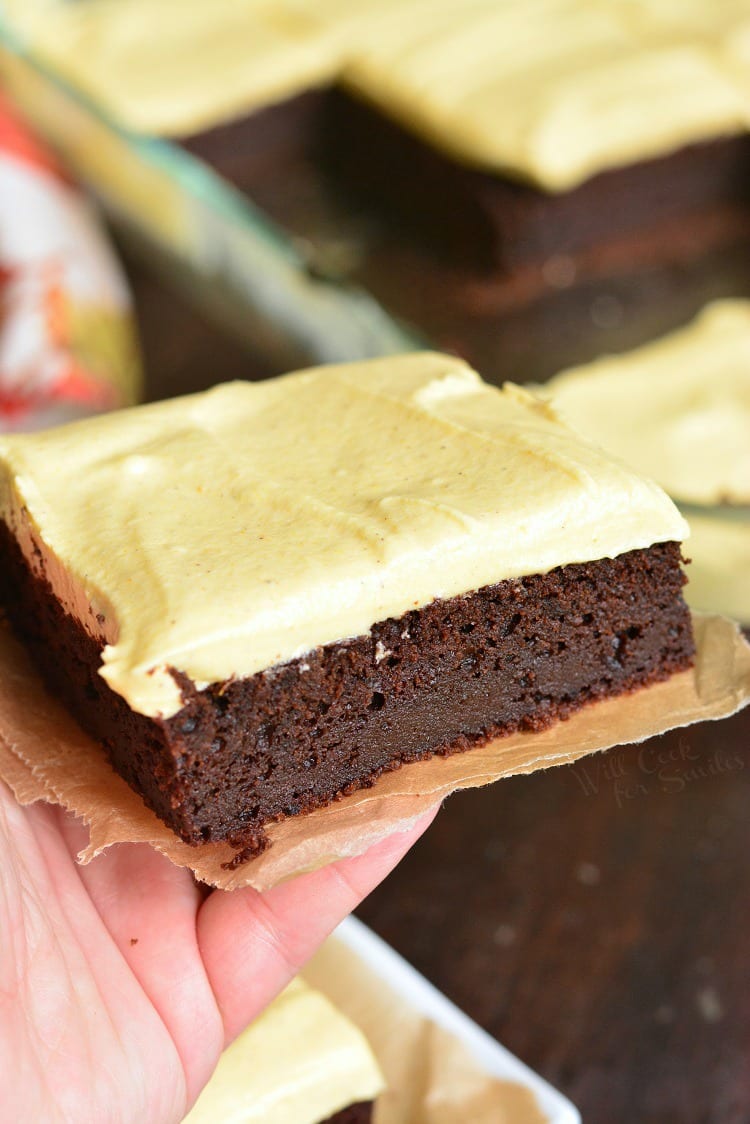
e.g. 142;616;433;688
197;808;438;1044
0;799;188;1124
55;809;224;1103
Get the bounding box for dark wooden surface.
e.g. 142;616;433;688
131;258;750;1124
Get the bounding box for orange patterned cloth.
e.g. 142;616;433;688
0;93;140;430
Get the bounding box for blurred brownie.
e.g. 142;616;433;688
321;92;750;273
184;89;750;275
326;1105;372;1123
179;0;750;277
9;0;750;385
179;77;750;386
0;354;693;852
183;977;383;1123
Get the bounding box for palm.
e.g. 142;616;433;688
0;781;434;1123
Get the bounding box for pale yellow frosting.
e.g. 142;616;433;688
6;0;750;187
0;354;687;718
681;513;750;623
0;0;341;137
184;977;384;1124
340;0;750;188
547;300;750;506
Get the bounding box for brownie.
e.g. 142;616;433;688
182;973;383;1121
181;89;328;188
182;90;750;384
325;1103;373;1124
320;90;750;273
0;357;694;856
183;88;750;275
0;524;693;856
348;232;750;388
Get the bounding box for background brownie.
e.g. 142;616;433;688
325;1104;373;1123
182;90;750;384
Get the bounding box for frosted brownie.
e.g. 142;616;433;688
0;354;694;851
546;299;750;507
184;977;383;1123
312;0;750;271
9;0;750;276
544;300;750;622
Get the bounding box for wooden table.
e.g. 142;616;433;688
133;259;750;1124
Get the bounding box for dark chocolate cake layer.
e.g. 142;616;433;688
325;1103;373;1124
183;89;750;275
182;89;327;186
180;91;750;385
321;91;750;272
344;230;750;390
0;525;693;854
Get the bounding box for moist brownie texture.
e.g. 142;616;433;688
0;525;693;852
0;358;691;851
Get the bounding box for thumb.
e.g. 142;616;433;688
196;808;438;1044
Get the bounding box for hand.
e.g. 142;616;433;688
0;780;436;1123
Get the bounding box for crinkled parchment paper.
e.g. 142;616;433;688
0;612;748;891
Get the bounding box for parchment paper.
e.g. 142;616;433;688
0;611;748;891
